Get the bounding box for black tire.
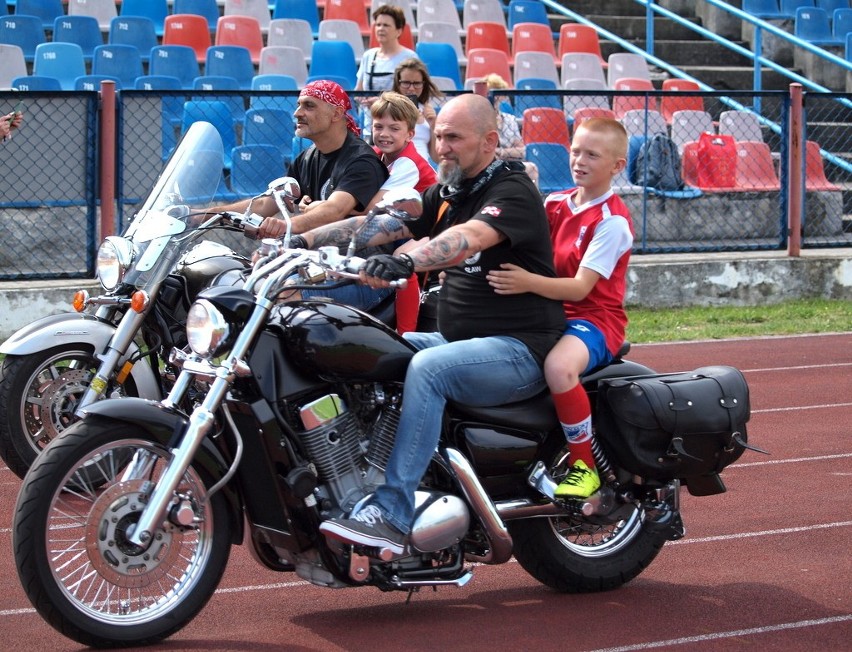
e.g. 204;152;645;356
508;445;667;593
0;346;138;479
13;419;232;648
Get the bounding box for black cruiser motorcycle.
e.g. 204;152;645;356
0;122;304;479
13;179;761;647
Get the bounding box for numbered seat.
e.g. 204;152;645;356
558;23;606;67
53;15;104;62
33;42;86;90
67;0;119;31
149;45;202;88
224;0;272;34
163;14;212;64
108;16;158;63
230;144;287;196
120;0;169;37
215;15;264;64
181;100;239;168
416;41;463;89
206;45;255;89
92;44;144;88
173;0;221;33
0;14;45;62
465;48;512;86
523;107;571;147
16;0;65;31
244;107;295;162
268;18;314;64
309;41;357;89
271;0;321;37
259;46;309;85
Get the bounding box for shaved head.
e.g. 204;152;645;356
434;93;500;183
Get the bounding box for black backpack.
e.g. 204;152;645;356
632;132;685;191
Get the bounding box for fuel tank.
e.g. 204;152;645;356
272;300;416;382
176;241;251;298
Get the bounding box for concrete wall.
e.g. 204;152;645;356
1;250;850;343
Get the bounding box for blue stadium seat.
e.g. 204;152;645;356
120;0;169;37
33;42;86;90
92;44;144;88
507;0;551;30
74;74;123;91
0;14;45;62
205;45;256;90
173;0;220;33
108;16;158;63
779;0;816;19
272;0;321;37
244;107;295;162
16;0;65;31
513;77;562;118
834;9;852;42
11;75;62;91
795;6;844;45
230;144;287;196
193;74;246;122
415;42;463;89
816;0;848;12
309;41;357;89
742;0;787;19
181;100;239;168
149;45;201;88
52;15;103;62
250;73;299;114
525;142;575;194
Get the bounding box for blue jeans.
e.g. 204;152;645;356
371;332;547;534
298;283;393;311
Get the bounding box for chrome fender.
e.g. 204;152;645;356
0;313;161;400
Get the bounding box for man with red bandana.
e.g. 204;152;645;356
216;80;388;236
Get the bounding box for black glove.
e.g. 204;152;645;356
287;234;308;249
362;253;415;282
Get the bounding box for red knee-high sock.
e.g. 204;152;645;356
551;384;596;469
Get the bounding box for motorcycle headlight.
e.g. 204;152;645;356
186;299;230;358
96;236;134;291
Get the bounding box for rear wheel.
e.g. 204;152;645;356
508;445;666;592
13;420;232;647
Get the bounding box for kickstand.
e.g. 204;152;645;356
405;587;421;604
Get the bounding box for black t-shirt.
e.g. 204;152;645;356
287;132;388;212
408;165;564;365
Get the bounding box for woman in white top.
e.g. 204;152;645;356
355;5;417;141
391;58;443;166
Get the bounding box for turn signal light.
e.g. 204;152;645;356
72;290;89;312
130;291;150;313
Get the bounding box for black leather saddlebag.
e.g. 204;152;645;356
596;366;750;491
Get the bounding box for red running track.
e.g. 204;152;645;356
0;333;850;651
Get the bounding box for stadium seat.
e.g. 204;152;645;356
463;0;508;31
259;45;309;85
223;0;272;34
33;42;86;90
416;41;463;89
309;40;358;89
74;74;122;91
244;107;295;162
323;0;371;36
173;0;221;33
779;0;817;19
92;44;144;88
719;110;765;142
561;52;607;88
120;0;169;37
418;20;467;64
15;0;64;32
0;14;45;62
563;78;611;117
660;78;704;124
513;51;559;86
523;107;571;147
1;45;27;90
558;23;607;67
11;74;62;91
512;22;558;62
53;15;103;62
416;0;464;35
250;74;299;114
206;45;255;89
794;7;844;45
193;75;246;122
681;135;738;191
834;9;852;42
149;45;202;88
268;19;314;65
612;77;657;118
607;52;652;88
805;140;841;190
525;143;575;194
271;0;321;37
620;109;668;138
741;0;787;19
513;77;561;118
431;75;460;90
230;145;287;196
319;19;365;62
508;0;551;30
816;0;848;13
466;48;512;85
466;21;511;60
182;100;239;168
571;106;616;132
163;14;212;64
67;0;119;31
108;16;157;63
135;74;185;127
734;141;781;191
215;15;264;64
670;109;715;154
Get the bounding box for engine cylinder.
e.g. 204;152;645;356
409;491;470;553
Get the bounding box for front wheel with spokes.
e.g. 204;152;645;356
13;419;232;648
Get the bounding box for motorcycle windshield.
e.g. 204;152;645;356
121;122;227;289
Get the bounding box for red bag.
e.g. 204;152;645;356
696;132;736;189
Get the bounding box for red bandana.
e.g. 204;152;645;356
299;80;360;135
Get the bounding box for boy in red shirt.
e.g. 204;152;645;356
486;118;633;498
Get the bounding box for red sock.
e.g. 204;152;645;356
551;384;596;469
394;273;420;335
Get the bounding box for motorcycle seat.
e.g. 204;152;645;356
448;391;557;433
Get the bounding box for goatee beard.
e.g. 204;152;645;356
438;162;464;187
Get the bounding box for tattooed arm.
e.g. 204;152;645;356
299;214;412;250
407;220;505;271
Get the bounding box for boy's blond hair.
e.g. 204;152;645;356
370;91;420;130
574;117;629;160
